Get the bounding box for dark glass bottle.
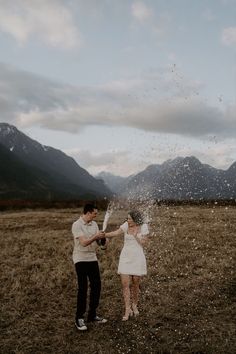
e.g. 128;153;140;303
96;238;106;249
100;238;106;246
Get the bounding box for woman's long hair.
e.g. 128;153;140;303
128;210;144;225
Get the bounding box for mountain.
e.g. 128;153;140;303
1;122;235;201
225;161;236;189
96;171;132;194
0;142;70;200
0;123;112;200
98;157;236;201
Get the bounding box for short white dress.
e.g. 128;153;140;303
118;222;149;276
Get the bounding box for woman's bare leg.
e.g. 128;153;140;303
131;275;141;315
120;274;132;320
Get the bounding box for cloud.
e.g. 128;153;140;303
0;0;82;49
64;140;235;177
152;13;171;40
221;27;236;47
0;62;235;139
131;1;152;23
202;8;216;22
199;142;236;170
146;141;235;171
130;1;170;41
220;0;236;4
63;148;139;176
64;149;120;167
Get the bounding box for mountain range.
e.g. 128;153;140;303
1;122;235;201
96;157;236;201
0;123;111;200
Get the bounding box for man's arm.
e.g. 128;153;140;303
78;231;105;247
72;222;105;247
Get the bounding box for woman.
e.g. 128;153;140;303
104;210;149;321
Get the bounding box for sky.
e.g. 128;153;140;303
0;0;235;177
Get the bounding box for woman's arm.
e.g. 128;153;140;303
133;224;150;246
105;228;124;238
133;233;149;246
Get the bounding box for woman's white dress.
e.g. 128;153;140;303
117;222;149;276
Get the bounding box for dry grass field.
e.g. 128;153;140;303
0;205;235;354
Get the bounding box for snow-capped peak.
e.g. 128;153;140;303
0;123;18;136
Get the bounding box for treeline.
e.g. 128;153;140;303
0;199;110;211
0;198;235;211
154;199;236;206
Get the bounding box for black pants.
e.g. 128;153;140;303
75;261;101;320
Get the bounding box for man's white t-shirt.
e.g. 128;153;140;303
72;216;99;263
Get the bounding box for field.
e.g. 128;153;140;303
0;205;235;354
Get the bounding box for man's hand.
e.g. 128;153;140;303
96;231;106;240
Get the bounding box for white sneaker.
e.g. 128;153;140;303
92;316;107;323
75;318;87;331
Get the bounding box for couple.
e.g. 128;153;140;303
72;203;149;331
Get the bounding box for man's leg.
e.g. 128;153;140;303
87;261;101;321
75;262;88;320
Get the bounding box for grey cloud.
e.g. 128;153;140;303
66;149;128;168
0;0;82;49
0;63;235;139
63;148;138;176
123;98;227;136
131;1;153;23
221;27;236;47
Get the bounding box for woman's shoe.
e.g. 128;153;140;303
132;304;139;316
122;308;133;321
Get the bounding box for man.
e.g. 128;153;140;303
72;203;107;331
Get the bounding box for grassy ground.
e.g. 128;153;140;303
0;205;235;354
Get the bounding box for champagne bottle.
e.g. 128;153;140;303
100;237;106;250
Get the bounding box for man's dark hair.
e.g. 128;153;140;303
83;203;97;214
